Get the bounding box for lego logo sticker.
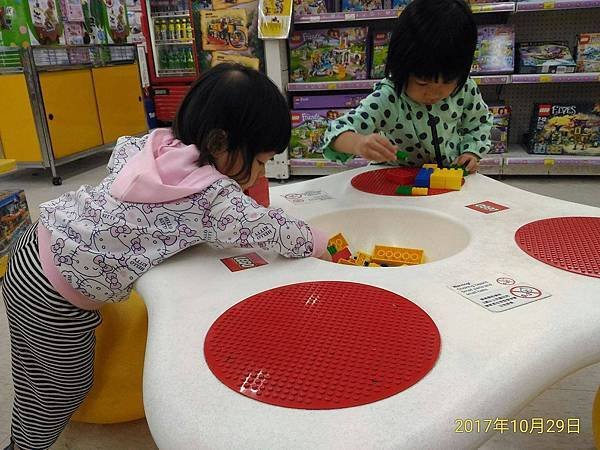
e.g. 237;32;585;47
466;201;509;214
221;253;268;272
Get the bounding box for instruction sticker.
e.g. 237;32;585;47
221;253;268;272
465;201;509;214
282;190;333;205
448;273;550;312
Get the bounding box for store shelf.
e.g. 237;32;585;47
293;2;514;23
516;0;600;12
151;11;190;18
479;154;503;175
290;157;369;175
157;68;196;76
155;40;194;45
473;74;512;85
511;72;600;83
502;145;600;175
288;79;379;91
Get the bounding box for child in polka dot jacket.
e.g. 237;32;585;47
322;0;493;173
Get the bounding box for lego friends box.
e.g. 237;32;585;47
527;103;600;156
290;109;348;159
289;27;368;83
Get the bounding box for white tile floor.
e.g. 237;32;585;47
0;154;598;449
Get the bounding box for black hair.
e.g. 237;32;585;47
384;0;477;96
172;63;291;184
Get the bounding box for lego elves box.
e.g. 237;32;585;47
290;109;348;159
527;103;600;156
289;27;368;82
0;190;31;277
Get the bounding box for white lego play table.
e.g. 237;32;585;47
136;167;600;449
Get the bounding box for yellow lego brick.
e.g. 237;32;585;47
445;168;463;190
328;233;349;252
411;187;429;196
429;168;446;189
338;258;355;265
368;262;380;267
372;245;425;266
0;159;16;174
422;163;438;169
354;251;372;267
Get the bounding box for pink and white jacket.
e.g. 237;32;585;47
38;129;327;310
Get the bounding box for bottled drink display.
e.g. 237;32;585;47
154;17;193;41
158;47;195;71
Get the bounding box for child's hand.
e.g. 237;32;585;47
352;133;397;162
454;153;480;173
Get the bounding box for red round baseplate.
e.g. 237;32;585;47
515;217;600;278
204;281;440;410
351;168;461;196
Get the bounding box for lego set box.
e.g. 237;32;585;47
290;109;349;159
488;105;512;154
0;190;32;277
517;42;576;74
527;103;600;155
576;33;600;73
289;27;369;82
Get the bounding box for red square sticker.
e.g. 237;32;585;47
466;201;509;214
221;253;268;272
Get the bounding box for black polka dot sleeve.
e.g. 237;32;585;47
322;83;394;163
457;78;493;158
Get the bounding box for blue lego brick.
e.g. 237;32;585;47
414;168;433;188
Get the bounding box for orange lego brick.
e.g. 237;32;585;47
422;163;438;169
328;233;349;252
371;245;425;266
368;262;381;267
354;251;372;267
338;258;356;265
411;187;428;196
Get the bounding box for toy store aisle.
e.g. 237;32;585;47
0;155;599;449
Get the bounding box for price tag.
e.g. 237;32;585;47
474;77;482;85
344;13;356;20
539;75;552;83
544;159;555;166
309;15;320;22
482;4;493;11
326;83;337;90
471;4;482;12
316;161;326;168
543;1;555;8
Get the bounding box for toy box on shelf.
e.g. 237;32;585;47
471;25;515;74
290;109;348;158
517;42;576;74
292;93;367;109
0;190;31;277
488;105;511;154
576;33;600;73
293;0;338;13
370;31;390;79
289;27;369;82
526;103;600;155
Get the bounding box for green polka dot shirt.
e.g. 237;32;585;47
322;77;493;166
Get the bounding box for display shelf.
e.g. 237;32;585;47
156;68;195;76
511;72;600;83
293;2;514;23
150;11;190;18
287;79;379;92
290;157;369;176
479;154;503;175
473;75;512;85
502;145;600;175
155;40;194;45
516;0;600;12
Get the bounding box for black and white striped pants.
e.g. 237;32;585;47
3;222;102;450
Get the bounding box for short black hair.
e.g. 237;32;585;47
173;63;291;183
385;0;477;96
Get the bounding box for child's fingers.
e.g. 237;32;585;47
368;142;397;161
372;133;397;154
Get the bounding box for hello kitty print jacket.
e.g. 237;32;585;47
37;129;327;310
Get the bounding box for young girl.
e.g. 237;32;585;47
322;0;493;173
2;64;328;450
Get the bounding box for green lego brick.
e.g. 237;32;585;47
450;164;469;176
327;245;337;256
396;150;409;160
395;185;413;196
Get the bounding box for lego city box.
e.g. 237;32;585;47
527;103;600;156
0;190;32;277
289;27;369;82
290;109;349;159
576;33;600;73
